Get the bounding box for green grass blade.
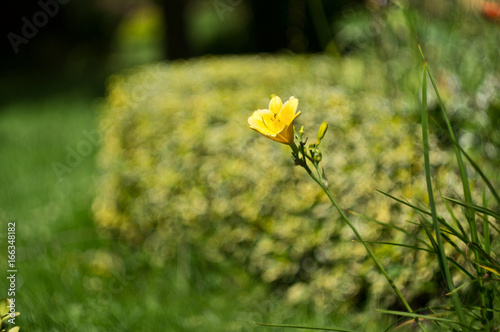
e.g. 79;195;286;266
464;306;500;314
363;239;474;279
357;241;433;253
438;233;476;279
476;264;500;278
254;322;358;332
443;198;500;221
377;190;431;216
482;220;500;237
457;144;500;207
438;185;469;241
429;115;500;207
346;210;432;249
483;184;491;256
420;47;477;246
418;215;439;254
375;191;468;243
468;243;500;268
417;211;465;245
420;61;468;328
383;305;462;332
440;233;467;262
437;216;468;244
375;309;463;325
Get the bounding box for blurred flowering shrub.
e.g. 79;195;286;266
93;54;481;313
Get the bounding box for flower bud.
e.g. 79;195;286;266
317;122;328;143
314;151;322;163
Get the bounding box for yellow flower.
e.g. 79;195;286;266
248;96;301;144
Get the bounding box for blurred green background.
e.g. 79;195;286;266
1;0;499;330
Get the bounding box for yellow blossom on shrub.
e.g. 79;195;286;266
248;96;300;144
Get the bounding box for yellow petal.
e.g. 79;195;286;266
266;133;288;143
248;109;273;132
278;97;299;124
275;124;295;144
269;96;283;115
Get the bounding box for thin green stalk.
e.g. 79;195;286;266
289;141;300;156
421;61;468;329
297;157;427;331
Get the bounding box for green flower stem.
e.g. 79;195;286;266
289;141;300;156
294;145;426;331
